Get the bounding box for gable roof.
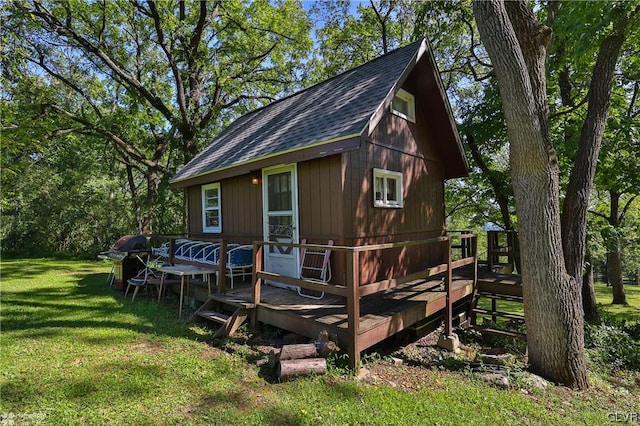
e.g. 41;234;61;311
171;39;467;187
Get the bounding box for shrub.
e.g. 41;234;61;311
584;322;640;371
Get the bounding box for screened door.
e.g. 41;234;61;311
262;164;299;288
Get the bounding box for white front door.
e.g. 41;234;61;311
262;164;299;289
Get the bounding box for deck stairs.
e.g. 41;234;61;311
469;275;526;340
188;294;255;338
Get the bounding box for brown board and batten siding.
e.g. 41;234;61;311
186;174;263;244
343;99;446;284
297;155;344;242
187;155;345;243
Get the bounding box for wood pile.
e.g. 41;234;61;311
268;331;339;381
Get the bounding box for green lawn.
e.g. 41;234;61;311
478;282;640;324
1;259;638;425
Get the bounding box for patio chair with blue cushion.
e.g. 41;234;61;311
226;245;253;288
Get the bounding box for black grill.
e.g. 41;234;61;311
99;235;149;291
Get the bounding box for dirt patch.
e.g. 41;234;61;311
130;340;166;355
200;346;225;360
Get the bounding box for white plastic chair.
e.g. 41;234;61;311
297;240;333;300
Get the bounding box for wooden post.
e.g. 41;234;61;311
346;249;360;371
251;243;263;331
218;240;227;294
444;238;453;337
169;238;176;265
472;234;478;287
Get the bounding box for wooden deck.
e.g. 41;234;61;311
219;276;474;355
160;234;481;370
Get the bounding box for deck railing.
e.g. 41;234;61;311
147;235;229;293
252;233;477;367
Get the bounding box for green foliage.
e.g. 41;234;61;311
585;322;640;371
2;0;312;250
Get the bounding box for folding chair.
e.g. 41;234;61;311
125;254;161;301
297;240;333;300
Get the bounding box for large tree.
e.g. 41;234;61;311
3;0;311;233
473;0;588;388
556;2;639;319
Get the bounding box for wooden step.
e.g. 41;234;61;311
207;294;255;309
472;308;525;322
213;307;249;339
197;310;230;324
472;326;526;339
477;282;523;297
478;292;523;303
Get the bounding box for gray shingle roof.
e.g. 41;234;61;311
171;40;425;184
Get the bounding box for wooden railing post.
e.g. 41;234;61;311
218;240;227;294
169;238;176;265
472;234;478;288
251;243;263;331
444;238;453;337
346;249;361;372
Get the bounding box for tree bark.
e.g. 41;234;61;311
582;252;599;323
276;358;327;381
561;10;633;317
473;0;588;389
608;250;626;305
608;191;628;305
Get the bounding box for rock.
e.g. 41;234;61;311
522;373;549;389
391;357;404;366
480;348;513;365
437;333;460;352
481;372;510;389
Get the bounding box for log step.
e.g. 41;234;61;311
472;326;526;340
472;308;525;322
197;310;230;324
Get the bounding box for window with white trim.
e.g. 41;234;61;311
373;168;403;208
391;88;416;123
202;183;222;233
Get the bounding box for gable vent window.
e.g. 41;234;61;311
373;168;404;208
202;182;222;233
391;88;416;123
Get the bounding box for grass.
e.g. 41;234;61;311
478;282;640;324
1;259;639;425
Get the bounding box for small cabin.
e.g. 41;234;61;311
169;39;475;367
171;38;468;284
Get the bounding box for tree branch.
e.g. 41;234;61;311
30;1;178;127
619;194;638;223
147;0;190;128
47;103;169;174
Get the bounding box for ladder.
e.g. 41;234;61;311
469;279;526;340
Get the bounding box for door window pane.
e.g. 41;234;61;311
268;172;292;212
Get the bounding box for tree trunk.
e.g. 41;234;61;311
561;12;631;317
608;191;627;305
473;0;588;389
608;250;627;305
582;252;599;323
